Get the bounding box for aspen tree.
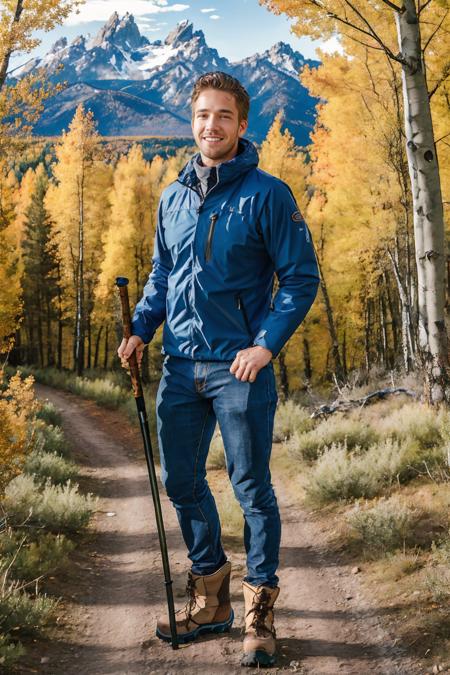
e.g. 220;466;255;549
305;52;418;378
21;166;59;366
259;113;315;391
46;105;112;374
98;145;155;306
0;164;21;354
0;0;82;155
261;0;449;402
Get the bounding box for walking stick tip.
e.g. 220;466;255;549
115;276;129;287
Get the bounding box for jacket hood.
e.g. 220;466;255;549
177;137;259;189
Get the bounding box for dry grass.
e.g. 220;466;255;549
273;400;313;442
206;432;227;470
345;496;419;556
288;415;378;462
4;475;97;533
216;486;243;539
376;401;447;448
378;551;423;582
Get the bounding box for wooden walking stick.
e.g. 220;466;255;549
115;276;178;649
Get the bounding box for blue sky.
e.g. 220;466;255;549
10;0;340;70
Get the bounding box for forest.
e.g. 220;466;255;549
0;0;449;672
0;4;448;401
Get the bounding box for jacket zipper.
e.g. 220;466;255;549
205;213;219;261
237;294;252;337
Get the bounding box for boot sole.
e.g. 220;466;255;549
241;650;276;667
156;609;234;645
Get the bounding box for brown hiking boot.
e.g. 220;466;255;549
241;580;280;667
156;560;234;644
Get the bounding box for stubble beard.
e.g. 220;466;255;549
199;137;239;165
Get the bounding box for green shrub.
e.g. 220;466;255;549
36;423;69;457
207;433;227;470
305;438;444;505
424;565;450;602
423;532;450;602
0;530;74;582
0;581;56;635
24;450;78;485
377;402;445;448
289;416;378;462
11;366;159;438
346;498;417;555
4;475;96;533
0;632;25;669
431;532;450;566
273;400;314;442
305;442;373;503
36;401;62;427
71;377;126;408
14;366;128;409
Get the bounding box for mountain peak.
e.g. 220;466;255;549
164;20;194;46
50;37;67;53
89;11;147;50
271;41;294;54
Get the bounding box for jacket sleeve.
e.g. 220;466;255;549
131;199;172;344
252;181;320;357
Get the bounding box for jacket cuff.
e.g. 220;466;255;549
253;331;277;358
130;319;155;346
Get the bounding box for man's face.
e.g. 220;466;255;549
192;88;248;167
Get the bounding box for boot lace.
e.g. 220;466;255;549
247;588;276;638
183;571;199;624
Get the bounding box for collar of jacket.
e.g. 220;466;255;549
177;137;259;190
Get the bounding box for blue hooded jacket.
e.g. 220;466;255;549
131;138;320;360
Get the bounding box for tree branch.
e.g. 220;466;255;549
435;132;450;144
340;30;386;51
0;0;24;91
418;0;433;14
343;0;402;61
428;66;450;99
317;0;407;65
422;9;448;54
380;0;402;11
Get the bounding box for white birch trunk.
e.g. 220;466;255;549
396;0;448;403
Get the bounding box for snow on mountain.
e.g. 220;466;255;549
8;15;319;143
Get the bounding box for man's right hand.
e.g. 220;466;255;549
117;335;145;369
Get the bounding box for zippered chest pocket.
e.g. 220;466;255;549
203;207;260;263
205;212;219;261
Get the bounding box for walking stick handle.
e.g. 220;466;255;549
115;276;143;399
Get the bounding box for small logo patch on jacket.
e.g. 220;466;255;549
291;210;303;222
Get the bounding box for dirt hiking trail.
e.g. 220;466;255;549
26;384;422;675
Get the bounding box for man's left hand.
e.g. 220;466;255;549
230;346;273;382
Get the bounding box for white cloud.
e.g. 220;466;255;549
138;25;163;31
209;14;221;19
66;1;190;26
317;35;343;55
200;8;216;12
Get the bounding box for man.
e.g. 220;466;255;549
118;71;319;667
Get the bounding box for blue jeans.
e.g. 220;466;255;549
156;355;281;587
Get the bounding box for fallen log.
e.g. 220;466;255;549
311;387;417;419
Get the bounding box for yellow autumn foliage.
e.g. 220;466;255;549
0;163;22;354
0;371;38;494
